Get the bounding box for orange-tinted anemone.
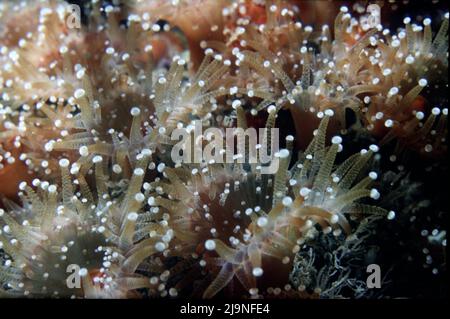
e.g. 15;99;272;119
130;0;227;70
369;96;427;139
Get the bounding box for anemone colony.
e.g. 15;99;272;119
0;0;448;299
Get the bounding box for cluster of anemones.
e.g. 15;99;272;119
197;2;448;155
0;0;447;298
0;150;169;298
